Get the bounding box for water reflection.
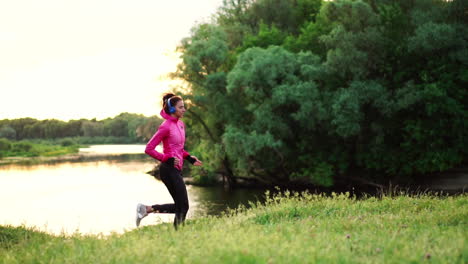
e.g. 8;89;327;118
79;144;147;155
189;186;266;217
0;157;265;235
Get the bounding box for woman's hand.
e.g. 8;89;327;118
192;156;203;166
173;157;180;167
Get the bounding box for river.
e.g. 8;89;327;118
0;145;265;235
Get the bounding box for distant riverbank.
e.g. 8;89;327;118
0;152;149;166
0;143;148;166
0;138;80;160
0;137;145;158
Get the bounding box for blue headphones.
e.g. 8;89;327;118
167;97;176;114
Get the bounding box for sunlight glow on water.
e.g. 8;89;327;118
0;160;183;235
79;144;151;155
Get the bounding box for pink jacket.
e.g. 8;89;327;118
145;110;190;170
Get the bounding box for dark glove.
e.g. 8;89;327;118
185;155;197;164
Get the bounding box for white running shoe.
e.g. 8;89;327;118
136;203;148;227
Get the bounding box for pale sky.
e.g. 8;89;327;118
0;0;223;121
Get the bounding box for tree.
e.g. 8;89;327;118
81;120;105;137
225;46;334;185
0;125;16;140
175;23;241;186
173;0;467;188
136;116;163;141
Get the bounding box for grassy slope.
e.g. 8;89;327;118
1;192;466;264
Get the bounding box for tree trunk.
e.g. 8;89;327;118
222;155;236;189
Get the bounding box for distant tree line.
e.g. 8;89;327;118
0;113;163;143
174;0;467;188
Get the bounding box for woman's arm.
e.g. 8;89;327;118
145;124;170;161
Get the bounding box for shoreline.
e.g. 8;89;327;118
3;153;467;194
0;153;149;166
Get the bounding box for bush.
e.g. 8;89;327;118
60;139;76;147
0;138;11;151
11;142;33;152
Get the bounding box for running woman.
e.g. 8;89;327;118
136;93;202;229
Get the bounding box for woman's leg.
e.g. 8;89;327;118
170;171;189;229
150;163;176;213
151;163;189;229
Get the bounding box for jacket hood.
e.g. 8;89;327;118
160;109;179;122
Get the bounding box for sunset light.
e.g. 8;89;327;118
0;0;222;121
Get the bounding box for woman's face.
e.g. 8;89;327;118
173;100;186;118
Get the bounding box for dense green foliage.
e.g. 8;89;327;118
0;113;162;143
1;192;466;263
175;0;468;187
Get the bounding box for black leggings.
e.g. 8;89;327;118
151;162;189;229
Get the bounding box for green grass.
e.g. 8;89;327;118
1;192;466;263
